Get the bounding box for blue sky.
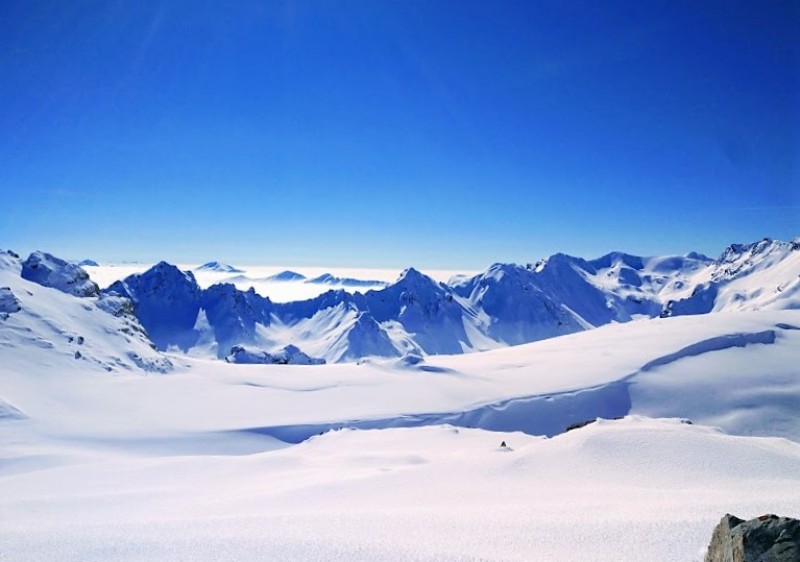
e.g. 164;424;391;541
1;1;797;268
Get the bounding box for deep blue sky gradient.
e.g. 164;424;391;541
1;1;797;267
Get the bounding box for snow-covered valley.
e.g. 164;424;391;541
1;238;799;561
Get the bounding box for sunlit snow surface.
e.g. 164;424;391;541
1;257;799;561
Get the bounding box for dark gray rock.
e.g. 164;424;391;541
705;513;800;562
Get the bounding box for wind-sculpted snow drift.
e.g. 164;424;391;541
100;237;800;362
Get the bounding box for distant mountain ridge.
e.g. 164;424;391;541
306;273;388;287
195;261;243;273
91;236;799;363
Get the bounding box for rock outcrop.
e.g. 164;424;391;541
21;251;99;297
0;287;21;318
225;344;325;365
705;513;800;562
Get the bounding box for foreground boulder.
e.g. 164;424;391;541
21;251;99;297
705;513;800;562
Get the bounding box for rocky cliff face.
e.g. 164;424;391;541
705;513;800;562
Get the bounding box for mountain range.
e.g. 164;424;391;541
6;236;795;365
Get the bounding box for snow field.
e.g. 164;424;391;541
2;420;800;561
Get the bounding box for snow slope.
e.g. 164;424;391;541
2;419;799;562
1;243;799;560
0;251;170;376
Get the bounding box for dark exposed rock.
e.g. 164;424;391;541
565;416;627;432
705;513;800;562
566;418;598;432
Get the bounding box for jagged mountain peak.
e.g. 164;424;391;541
535;252;596;276
396;267;432;284
717;237;782;263
152;261;198;281
105;262;202;351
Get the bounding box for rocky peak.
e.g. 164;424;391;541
21;251;99;297
104;261;202;350
395;267;434;287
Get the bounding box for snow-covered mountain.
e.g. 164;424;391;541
306;273;388;288
195;261;243;273
93;237;800;363
0;250;171;374
2;241;800;562
106;261;203;352
662;237;800;316
265;270;307;282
